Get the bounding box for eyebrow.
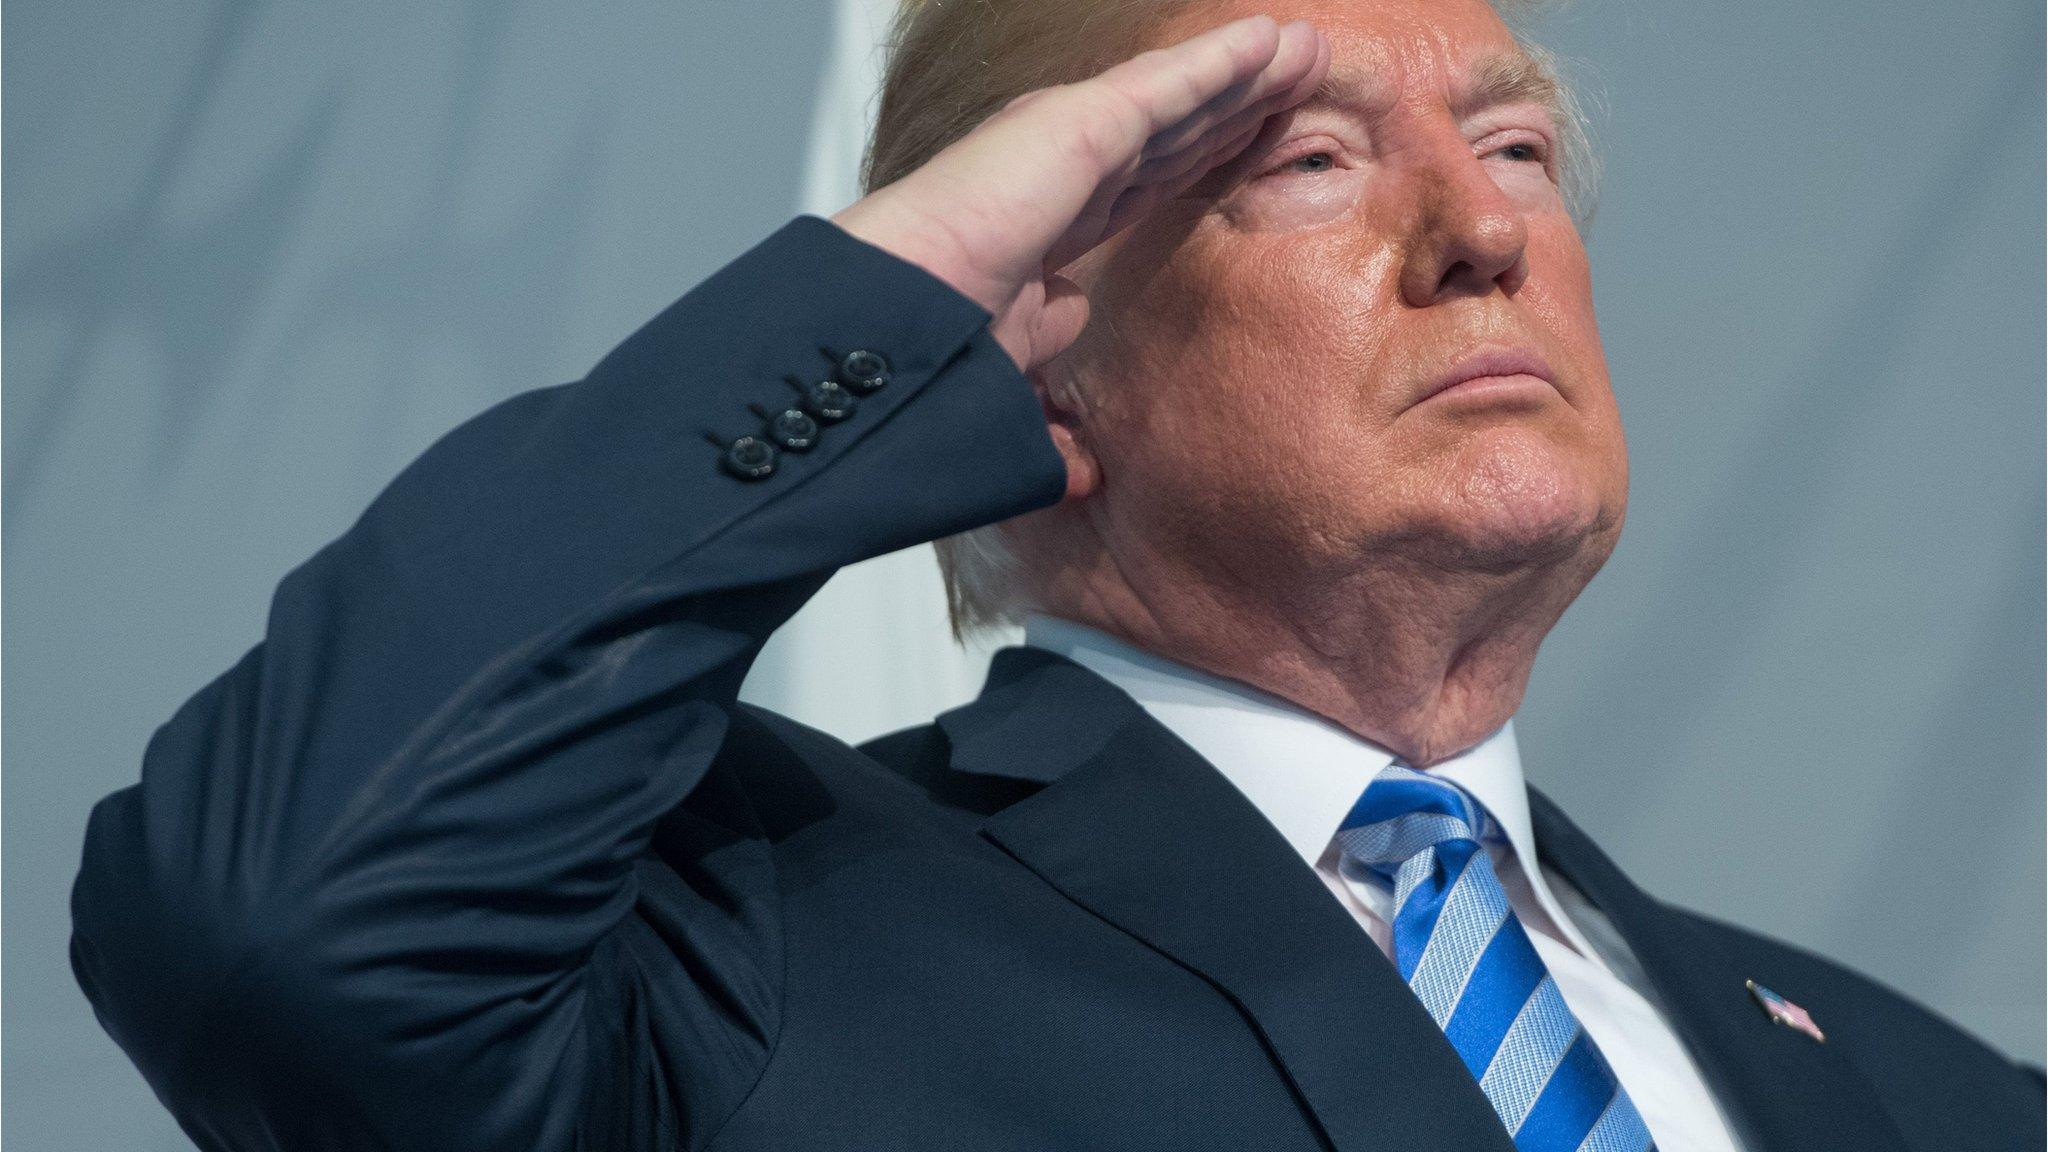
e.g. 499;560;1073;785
1307;51;1561;121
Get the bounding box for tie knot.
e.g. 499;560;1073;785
1332;764;1494;881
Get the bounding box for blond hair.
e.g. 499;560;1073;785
861;0;1601;640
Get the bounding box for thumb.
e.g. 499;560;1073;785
1031;273;1092;367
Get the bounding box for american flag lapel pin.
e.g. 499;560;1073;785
1747;980;1826;1043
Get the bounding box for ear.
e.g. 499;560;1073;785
1033;369;1101;503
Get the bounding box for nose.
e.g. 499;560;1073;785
1396;145;1530;307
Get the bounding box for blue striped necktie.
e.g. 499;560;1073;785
1333;763;1656;1152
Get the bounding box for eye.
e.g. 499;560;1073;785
1260;148;1338;178
1489;140;1547;164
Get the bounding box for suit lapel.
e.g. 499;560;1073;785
938;647;1516;1152
1527;789;1910;1152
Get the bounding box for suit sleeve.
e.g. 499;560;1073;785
67;214;1069;1152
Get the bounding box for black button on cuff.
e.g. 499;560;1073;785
836;349;891;394
766;408;819;451
801;380;857;423
720;435;778;480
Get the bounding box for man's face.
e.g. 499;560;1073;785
1054;0;1627;610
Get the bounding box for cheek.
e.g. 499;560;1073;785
1518;222;1613;405
1082;238;1398;521
1520;219;1600;343
1222;170;1372;233
1174;241;1396;444
1515;222;1626;485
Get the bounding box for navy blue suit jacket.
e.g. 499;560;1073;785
71;216;2044;1151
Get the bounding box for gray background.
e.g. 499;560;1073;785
5;0;2042;1146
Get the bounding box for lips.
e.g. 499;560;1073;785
1415;347;1556;407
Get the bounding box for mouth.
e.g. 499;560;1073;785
1414;346;1558;408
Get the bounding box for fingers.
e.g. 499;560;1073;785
1089;14;1287;150
1041;19;1327;269
841;11;1331;358
1034;274;1092;367
1137;26;1329;190
1092;119;1261;244
1136;18;1327;165
1068;15;1319;177
1085;19;1325;218
1128;53;1317;189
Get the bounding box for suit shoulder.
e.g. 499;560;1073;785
728;704;961;794
731;700;869;765
1667;904;2044;1144
726;706;1011;821
858;719;1043;817
856;720;948;776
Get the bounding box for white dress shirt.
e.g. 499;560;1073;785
1023;612;1745;1152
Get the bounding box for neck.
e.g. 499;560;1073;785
1020;527;1593;767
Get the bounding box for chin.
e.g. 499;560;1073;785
1414;426;1618;574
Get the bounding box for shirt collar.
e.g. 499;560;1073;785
1020;611;1597;958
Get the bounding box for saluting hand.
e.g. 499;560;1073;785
832;14;1329;377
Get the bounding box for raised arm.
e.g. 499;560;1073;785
69;16;1330;1151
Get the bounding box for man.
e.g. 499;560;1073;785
69;1;2041;1150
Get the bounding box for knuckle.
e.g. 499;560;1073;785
1046;118;1106;167
1043;91;1128;167
1088;76;1147;122
1080;86;1146;149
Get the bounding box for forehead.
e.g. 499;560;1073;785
1160;0;1540;110
1313;47;1558;121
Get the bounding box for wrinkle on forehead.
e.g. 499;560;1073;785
1308;48;1560;121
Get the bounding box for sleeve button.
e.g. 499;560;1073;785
801;379;858;423
836;349;891;394
766;408;819;451
720;435;778;480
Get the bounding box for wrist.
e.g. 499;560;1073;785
829;198;991;315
